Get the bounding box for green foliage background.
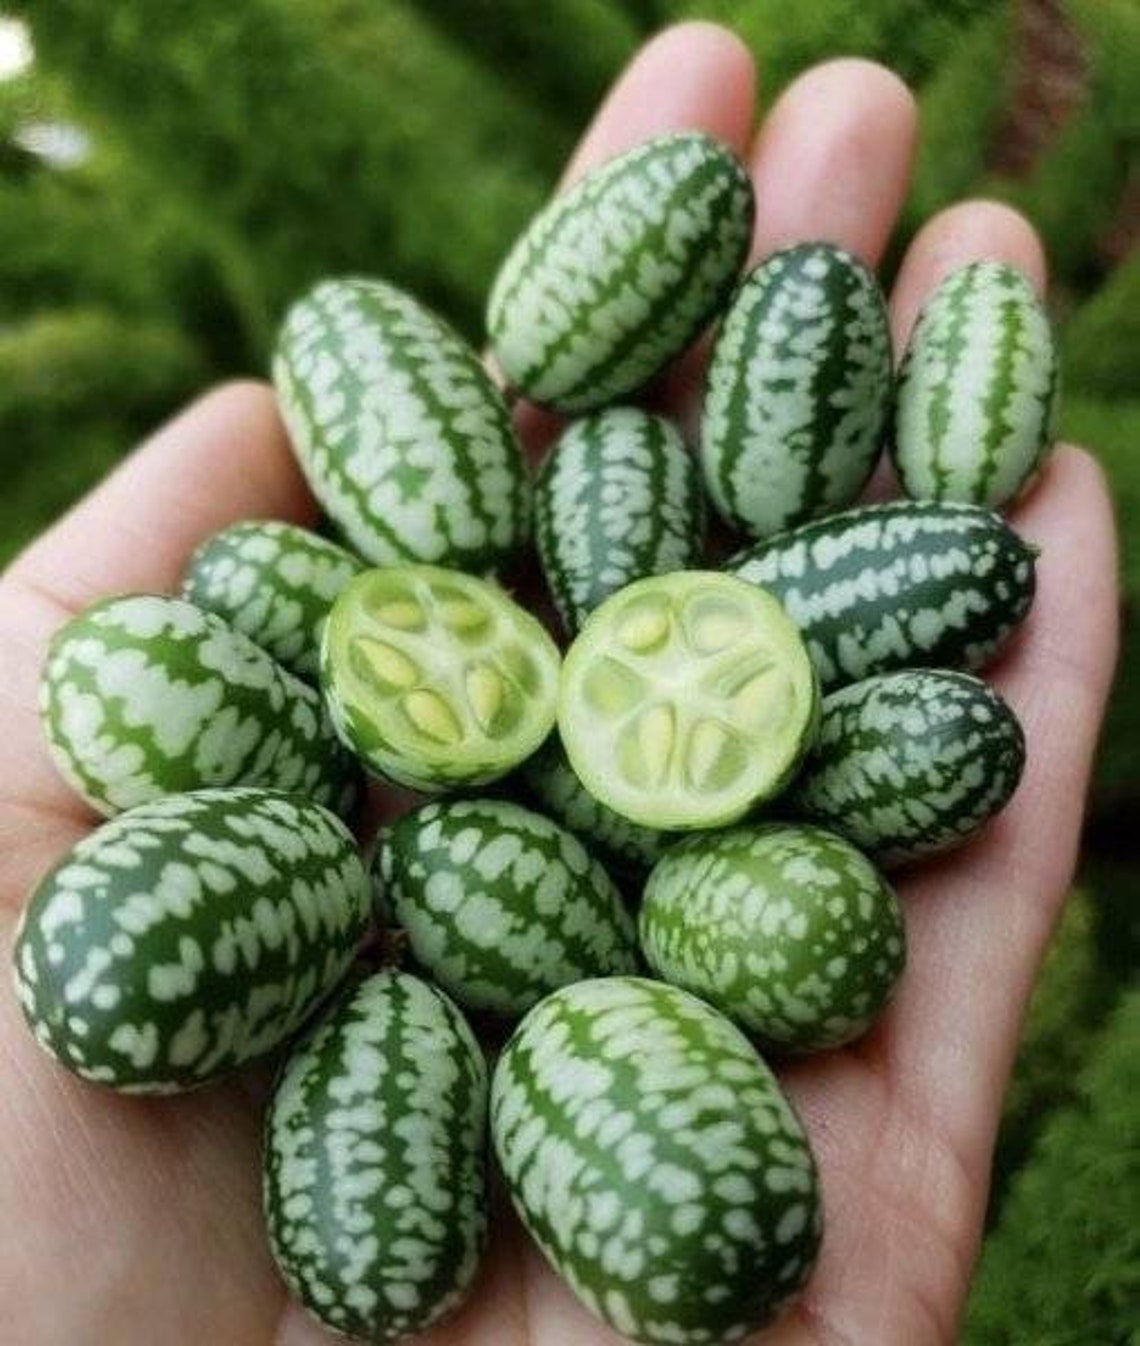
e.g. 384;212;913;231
0;1;1136;1336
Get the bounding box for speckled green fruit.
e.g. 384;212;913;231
640;824;904;1051
791;669;1026;865
183;520;364;681
263;969;488;1343
558;571;819;830
492;976;821;1345
40;594;357;818
12;789;372;1093
321;565;560;792
374;798;638;1016
487;132;754;412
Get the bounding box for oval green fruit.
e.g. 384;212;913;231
321;565;560;792
558;571;819;830
40;594;357;817
640;824;904;1051
535;407;705;633
183;520;364;681
492;975;821;1344
263;969;488;1342
893;260;1059;508
375;798;638;1015
487;132;754;412
12;788;372;1093
727;500;1037;690
274;276;530;570
702;242;892;539
791;669;1026;865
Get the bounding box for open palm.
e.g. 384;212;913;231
0;24;1118;1346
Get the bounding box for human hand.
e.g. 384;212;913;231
0;22;1118;1346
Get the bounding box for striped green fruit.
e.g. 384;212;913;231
487;132;754;412
492;976;821;1344
183;520;364;682
263;969;488;1342
893;260;1059;508
274;276;530;571
727;500;1037;691
535;407;705;634
40;594;357;817
791;669;1026;865
702;242;892;539
322;565;560;792
519;735;671;880
374;798;638;1016
12;788;372;1093
640;824;904;1051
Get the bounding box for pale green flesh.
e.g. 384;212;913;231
322;565;560;791
558;572;819;829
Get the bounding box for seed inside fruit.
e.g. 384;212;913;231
685;597;747;654
356;638;419;689
375;599;426;631
617;601;670;653
403;689;462;744
439;598;489;634
466;664;504;732
582;657;645;717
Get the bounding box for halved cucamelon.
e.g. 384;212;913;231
40;594;357;817
535;407;705;634
12;788;372;1093
640;823;904;1051
701;242;892;539
274;276;530;571
791;669;1026;865
263;969;488;1342
487;131;754;412
492;976;821;1344
893;260;1059;509
375;798;638;1016
183;520;364;681
557;571;818;830
727;500;1037;691
321;565;560;792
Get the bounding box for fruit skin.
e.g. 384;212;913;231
727;500;1037;691
487;131;754;413
40;594;357;818
374;798;638;1016
702;243;892;539
12;788;372;1094
791;669;1026;866
535;407;705;633
491;976;821;1345
263;969;488;1343
640;824;904;1052
893;260;1059;509
183;520;364;682
274;276;530;571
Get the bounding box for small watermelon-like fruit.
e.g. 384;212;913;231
374;798;638;1016
640;823;904;1052
535;407;705;633
39;594;357;817
487;132;754;412
492;976;821;1344
702;242;892;539
274;276;530;571
791;669;1026;865
893;260;1059;508
12;789;372;1093
322;565;561;792
183;519;364;681
263;969;488;1343
558;571;819;830
727;500;1037;690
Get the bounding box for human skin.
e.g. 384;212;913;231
0;22;1119;1346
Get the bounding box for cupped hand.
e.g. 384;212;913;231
0;23;1118;1346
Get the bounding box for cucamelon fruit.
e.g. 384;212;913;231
487;131;754;412
640;823;904;1051
12;788;372;1093
491;975;821;1344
